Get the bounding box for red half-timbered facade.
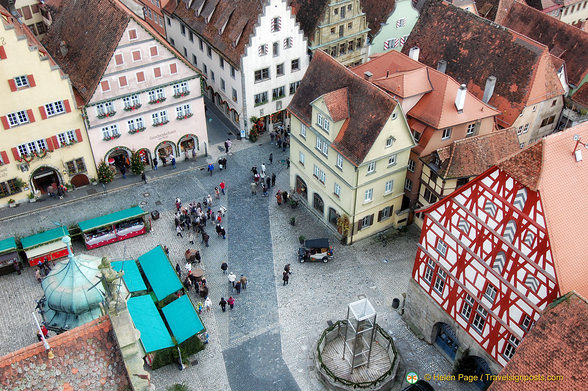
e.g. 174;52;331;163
404;123;588;374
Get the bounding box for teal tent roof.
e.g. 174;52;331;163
0;237;17;254
112;260;147;293
78;206;147;232
162;295;204;344
21;227;69;249
138;246;182;301
127;295;174;353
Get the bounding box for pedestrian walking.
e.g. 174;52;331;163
261;163;266;175
220;181;226;195
262;183;268;197
207;194;213;207
219;226;226;239
284;263;291;274
266;176;271;189
153;158;158;171
282;139;287;152
163;245;170;255
270;131;276;144
240;275;247;290
271;173;276;187
215;187;220;199
175;263;182;277
188;231;194;245
35;268;42;282
226;138;232;153
204;296;212;312
228;272;236;287
185;261;192;274
171;155;177;169
219;297;227;312
141;171;147;184
228;296;235;310
176;225;183;238
192;147;197;160
235;281;241;294
251;182;257;195
269;153;273;164
286;157;290;168
203;232;210;247
120;165;127;179
208;163;214;176
224;139;229;153
176;198;182;211
282;271;289;285
221;261;228;274
184;276;193;291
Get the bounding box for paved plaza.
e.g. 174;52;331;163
0;112;476;391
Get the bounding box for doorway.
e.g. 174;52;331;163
31;166;60;194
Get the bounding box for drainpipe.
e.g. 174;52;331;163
349;165;359;245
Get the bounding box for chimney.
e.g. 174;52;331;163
482;76;496;104
59;41;68;57
455;84;467;113
408;46;420;62
437;60;447;74
364;71;373;81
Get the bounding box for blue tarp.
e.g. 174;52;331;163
111;260;147;293
162;295;204;344
138;246;182;301
127;295;174;353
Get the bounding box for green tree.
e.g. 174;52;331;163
130;150;144;175
98;160;114;184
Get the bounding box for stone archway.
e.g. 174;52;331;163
295;175;307;201
433;322;459;360
154;141;177;166
313;193;324;216
31;165;62;194
136;148;152;167
454;355;493;389
105;147;131;176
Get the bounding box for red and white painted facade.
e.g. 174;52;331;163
409;165;561;369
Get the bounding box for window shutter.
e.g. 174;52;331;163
377;210;382;222
27;109;35;123
39;106;47;119
357;219;363;231
63;100;72;113
11;147;20;161
369;214;374;225
52;135;60;149
0;46;6;59
8;79;17;91
27;74;36;87
1;116;9;130
75;128;83;142
0;150;8;164
170;63;177;74
46;138;54;151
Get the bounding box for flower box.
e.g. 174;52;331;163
148;98;166;104
123;104;142;112
97;111;116;119
128;127;146;135
173;91;191;98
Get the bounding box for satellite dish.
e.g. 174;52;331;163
573;134;580;141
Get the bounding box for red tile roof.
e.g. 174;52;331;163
288;0;330;40
288;51;399;166
572;82;588;108
322;88;350;122
423;128;520;178
361;0;398;38
403;0;564;128
495;0;588;87
488;292;588;391
0;316;131;390
497;138;544;190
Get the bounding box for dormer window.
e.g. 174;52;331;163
271;17;281;32
317;113;330;132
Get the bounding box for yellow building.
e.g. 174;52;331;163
0;6;96;206
290;0;369;67
288;51;414;243
3;0;47;38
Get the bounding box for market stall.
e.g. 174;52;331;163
78;206;149;249
111;260;147;296
0;237;20;275
137;246;182;302
21;227;69;267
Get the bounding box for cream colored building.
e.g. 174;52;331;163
288;51;414;243
290;0;369;67
2;0;46;38
0;6;96;206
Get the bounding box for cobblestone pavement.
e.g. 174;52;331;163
0;129;476;391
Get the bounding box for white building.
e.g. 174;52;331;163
164;0;308;136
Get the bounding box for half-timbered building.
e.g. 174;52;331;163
403;122;588;382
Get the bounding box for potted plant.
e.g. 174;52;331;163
290;199;298;209
289;217;296;226
8;198;16;208
298;235;305;245
27;192;36;203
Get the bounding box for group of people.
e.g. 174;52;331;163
251;164;277;197
35;258;53;282
173;193;227;247
269;126;290;152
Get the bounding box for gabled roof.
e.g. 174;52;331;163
572;82;588;108
322;88;349;122
361;0;398;38
288;0;329;39
496;0;588;87
422;128;520;178
351;50;499;129
488;292;588;391
168;0;264;67
497;123;588;297
0;316;131;390
288;51;399;166
403;0;564;127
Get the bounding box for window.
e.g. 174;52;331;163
122;95;140;109
388;154;397;166
127;117;145;132
442;127;452;140
173;82;189;96
313;165;326;183
148;88;165;102
136;71;145;83
289;81;301;95
523;123;529;133
271;17;281;32
540;115;556;127
379;206;393;221
258;44;268;56
272;86;285;100
424;259;435;283
413;131;421;142
360;214;373;229
336;154;343;169
521;315;533;331
153;67;162;78
132;50;141;61
44;101;66;117
231;66;236;79
347;22;352;29
385;180;393;194
467;123;475;136
36;22;46;35
176;104;192;118
14;75;29;88
198;37;203;51
170;63;178;74
484;284;497;303
219;57;224;69
128;29;137;40
254;92;268;106
272;42;279;56
317;113;330;132
299;151;305;165
101;124;120;139
300;123;306;138
211;71;215;82
330;45;338;57
367;161;376;173
96;102;114;116
254;68;270;82
101;80;110;92
189;31;194;42
118;76;128;87
436;239;447;256
472;306;488;333
207;45;212;58
181;24;186;36
334;183;341;197
434;269;447;294
404;178;412;191
385;137;395;148
396;18;406;28
203;64;208;75
315;137;328;156
232;88;238;102
151;110;168;125
364;188;373;202
461;295;474;320
283;37;293;49
503;335;519;360
407;159;415;172
276;63;284;76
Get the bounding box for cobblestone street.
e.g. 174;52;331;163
0;128;475;391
